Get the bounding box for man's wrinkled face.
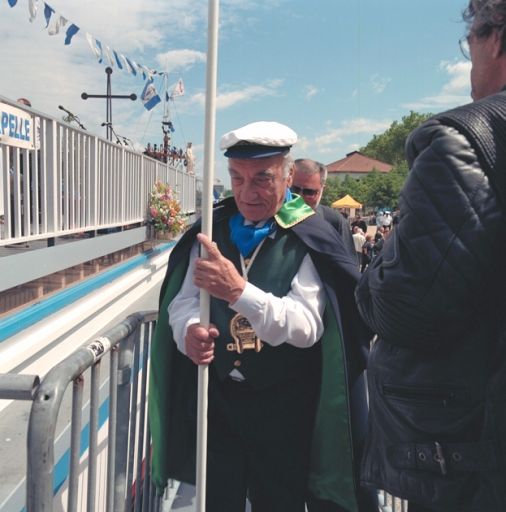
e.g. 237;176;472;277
291;171;323;210
229;155;292;222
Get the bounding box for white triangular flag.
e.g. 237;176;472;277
103;45;115;67
47;15;67;36
85;33;102;61
28;0;39;22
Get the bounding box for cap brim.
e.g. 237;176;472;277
224;145;291;159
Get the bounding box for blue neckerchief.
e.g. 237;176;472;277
228;188;291;257
229;214;275;257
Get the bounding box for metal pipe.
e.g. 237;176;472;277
68;376;84;512
87;361;101;512
0;374;40;400
106;347;119;512
126;332;141;508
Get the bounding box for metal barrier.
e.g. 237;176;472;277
17;311;162;512
378;489;408;512
0;309;409;512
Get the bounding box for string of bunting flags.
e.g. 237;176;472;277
4;0;181;88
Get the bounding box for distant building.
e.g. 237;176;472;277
326;151;393;180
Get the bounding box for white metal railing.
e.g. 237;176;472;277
0;95;198;246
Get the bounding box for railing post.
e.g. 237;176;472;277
27;375;67;510
68;376;84;512
107;347;119;512
45;118;59;235
113;327;136;511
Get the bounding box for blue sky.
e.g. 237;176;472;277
0;0;472;185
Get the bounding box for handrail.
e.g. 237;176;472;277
0;94;201;246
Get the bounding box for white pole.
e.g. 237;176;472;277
197;1;219;511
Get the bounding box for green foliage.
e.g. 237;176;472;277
360;111;432;165
362;169;403;210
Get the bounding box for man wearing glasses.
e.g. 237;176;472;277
356;1;506;511
292;158;355;256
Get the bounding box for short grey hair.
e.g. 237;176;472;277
463;0;506;51
294;158;328;185
282;154;294;178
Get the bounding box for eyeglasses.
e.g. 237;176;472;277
459;34;471;60
291;185;320;197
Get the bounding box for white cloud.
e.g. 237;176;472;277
402;59;471;111
46;0;208;51
0;0;256;157
304;85;319;100
370;74;391;94
347;142;361;152
155;49;206;72
296;136;311;152
313;118;392;151
291;118;393;164
191;80;283;110
440;60;471;95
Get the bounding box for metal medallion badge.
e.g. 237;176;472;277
227;313;263;353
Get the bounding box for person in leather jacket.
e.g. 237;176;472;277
355;1;506;511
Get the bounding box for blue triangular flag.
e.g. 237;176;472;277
113;51;123;69
125;56;137;76
64;24;79;45
43;2;54;26
141;78;161;111
8;0;17;7
96;40;103;63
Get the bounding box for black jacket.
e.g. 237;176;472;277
317;204;355;257
355;91;506;512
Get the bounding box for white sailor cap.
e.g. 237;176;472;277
220;121;297;159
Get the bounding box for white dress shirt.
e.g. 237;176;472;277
168;240;326;355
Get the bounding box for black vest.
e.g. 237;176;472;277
434;89;506;210
210;217;321;389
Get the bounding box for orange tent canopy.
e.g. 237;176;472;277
331;194;362;209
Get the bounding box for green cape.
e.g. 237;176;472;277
148;197;364;511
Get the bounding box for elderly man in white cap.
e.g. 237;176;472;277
149;121;377;512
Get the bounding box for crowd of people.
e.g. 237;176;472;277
144;139;195;173
348;214;395;273
148;2;506;511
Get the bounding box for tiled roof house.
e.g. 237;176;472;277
326;151;393;180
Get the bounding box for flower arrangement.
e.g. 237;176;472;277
148;181;186;237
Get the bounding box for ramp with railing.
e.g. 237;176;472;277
0;95;199;247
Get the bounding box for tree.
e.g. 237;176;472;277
321;176;342;207
360;111;432;165
362;169;403;210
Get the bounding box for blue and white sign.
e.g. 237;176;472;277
0;102;34;149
